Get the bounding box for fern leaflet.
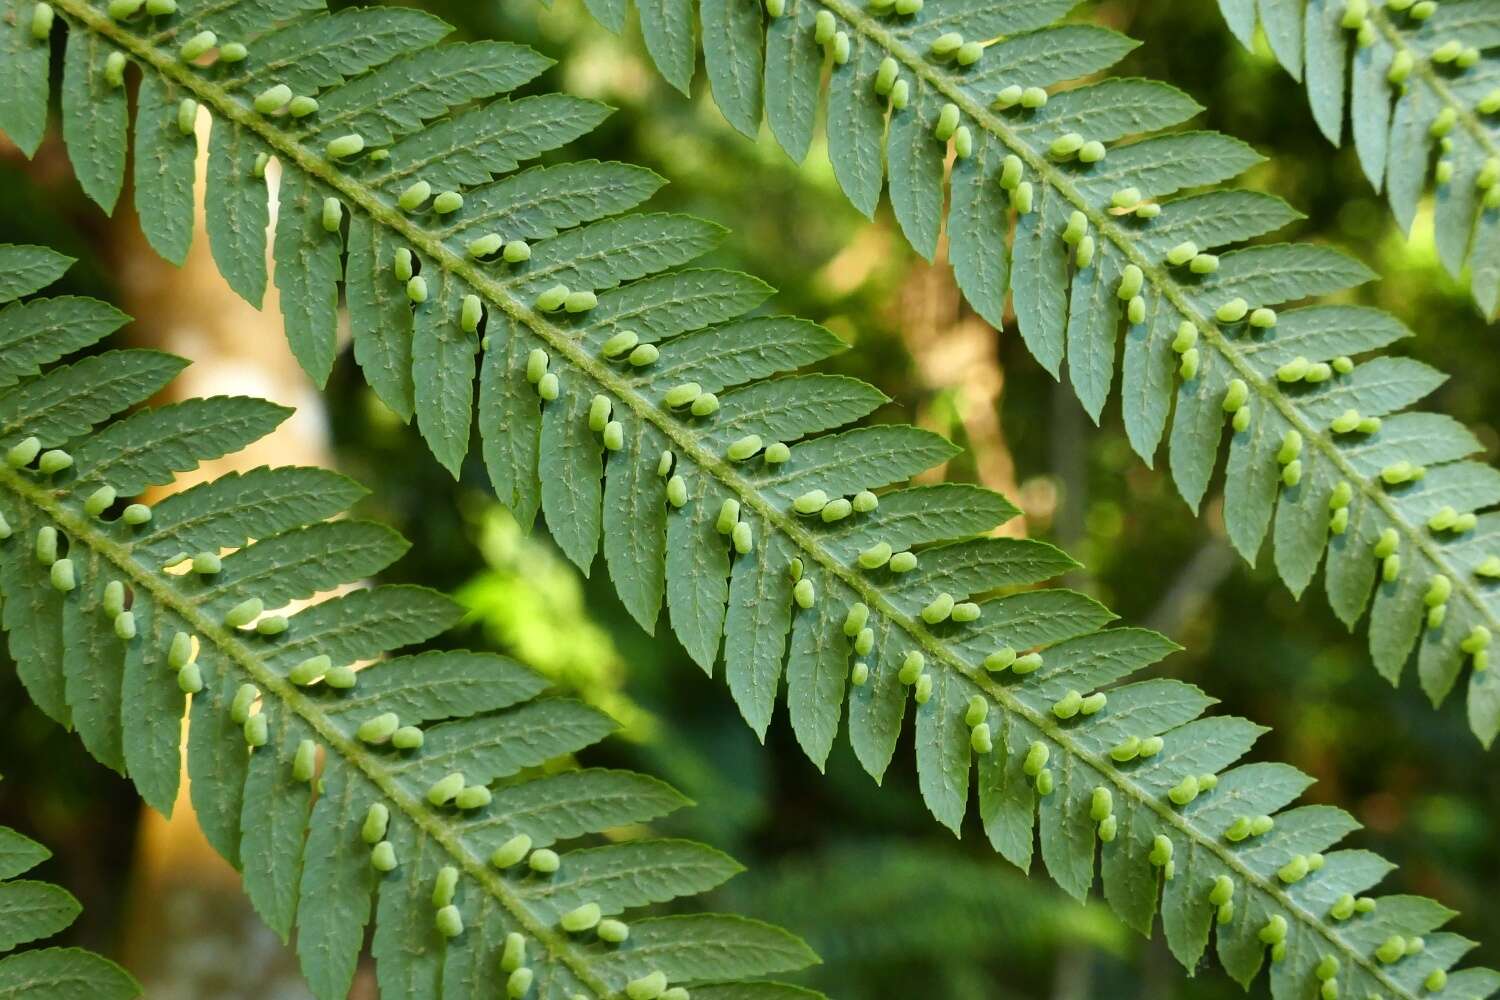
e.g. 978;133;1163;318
1217;0;1500;315
0;822;140;999
451;0;1500;742
0;245;822;1000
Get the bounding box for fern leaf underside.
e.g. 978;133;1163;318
414;0;1500;742
0;250;821;1000
1;0;1498;993
1217;0;1500;315
0;823;140;999
6;221;1500;1000
9;0;1498;747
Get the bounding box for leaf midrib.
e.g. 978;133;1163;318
817;0;1498;723
54;2;1419;991
0;461;614;997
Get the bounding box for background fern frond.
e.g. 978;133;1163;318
0;246;822;1000
1216;0;1500;316
0;821;141;998
716;839;1128;995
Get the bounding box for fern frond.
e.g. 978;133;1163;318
1217;0;1500;315
0;248;821;1000
12;240;1492;1000
2;2;1499;987
486;0;1500;742
0;822;141;998
13;0;1495;745
5;209;1500;992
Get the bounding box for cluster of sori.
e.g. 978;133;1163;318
357;811;693;1000
1335;0;1500;206
9;0;1500;994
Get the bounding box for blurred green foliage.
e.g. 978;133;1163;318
453;505;654;739
1;0;1496;996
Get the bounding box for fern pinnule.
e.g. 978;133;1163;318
721;840;1127;974
0;245;822;1000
